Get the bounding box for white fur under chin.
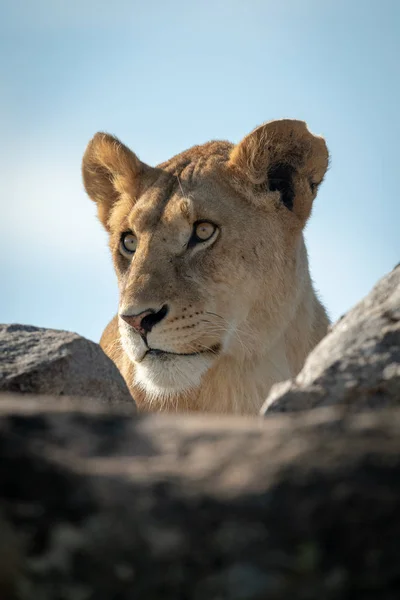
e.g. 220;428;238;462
134;353;214;399
120;326;215;398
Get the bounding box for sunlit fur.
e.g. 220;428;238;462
82;119;330;414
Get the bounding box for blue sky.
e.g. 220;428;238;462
1;0;399;342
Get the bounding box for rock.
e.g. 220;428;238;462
0;324;135;407
262;265;400;414
0;393;399;599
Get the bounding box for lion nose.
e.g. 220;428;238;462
120;304;169;336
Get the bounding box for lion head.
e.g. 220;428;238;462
82;120;329;412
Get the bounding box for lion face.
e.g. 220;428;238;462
83;120;329;398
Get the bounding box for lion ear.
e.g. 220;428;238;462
82;133;149;231
229;119;329;222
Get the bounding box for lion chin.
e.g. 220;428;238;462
120;328;218;397
135;353;216;398
83;118;330;414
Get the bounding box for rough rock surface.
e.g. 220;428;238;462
0;393;399;599
0;324;135;407
262;265;400;414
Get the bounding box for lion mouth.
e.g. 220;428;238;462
145;345;221;360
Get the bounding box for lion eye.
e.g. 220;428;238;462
120;232;137;257
191;221;217;245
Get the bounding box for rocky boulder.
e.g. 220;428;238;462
0;324;135;408
262;265;400;415
0;394;399;599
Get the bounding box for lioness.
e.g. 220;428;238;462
83;119;329;414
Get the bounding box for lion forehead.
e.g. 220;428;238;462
156;140;233;177
128;169;234;237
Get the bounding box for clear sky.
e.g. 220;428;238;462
1;0;399;343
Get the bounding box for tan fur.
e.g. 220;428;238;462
83;119;330;414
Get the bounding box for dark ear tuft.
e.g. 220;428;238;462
267;162;296;211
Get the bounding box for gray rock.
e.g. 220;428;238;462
262;265;400;414
0;394;399;599
0;324;136;407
